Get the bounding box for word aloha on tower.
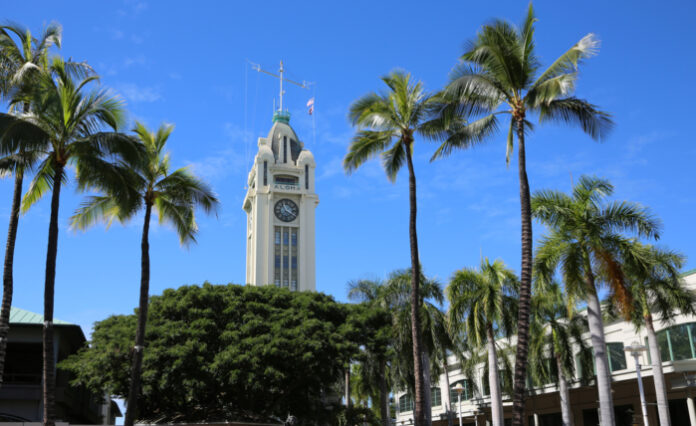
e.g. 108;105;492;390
243;67;318;291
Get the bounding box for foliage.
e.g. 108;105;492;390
61;283;362;424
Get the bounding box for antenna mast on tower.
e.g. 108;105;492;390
250;60;312;113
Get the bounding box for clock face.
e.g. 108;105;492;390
274;199;299;222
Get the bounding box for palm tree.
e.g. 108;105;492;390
0;22;61;387
430;6;613;423
446;258;518;426
615;243;696;426
0;57;140;426
532;176;661;426
348;279;392;426
70;121;219;426
529;281;588;426
344;71;440;425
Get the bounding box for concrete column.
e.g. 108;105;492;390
533;413;540;426
687;396;696;426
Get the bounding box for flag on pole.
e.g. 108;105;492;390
306;97;315;115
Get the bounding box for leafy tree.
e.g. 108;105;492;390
615;243;696;426
430;5;613;423
344;71;441;426
0;21;61;388
446;258;518;426
69;121;218;426
529;281;588;426
61;283;357;424
0;57;140;426
532;176;660;426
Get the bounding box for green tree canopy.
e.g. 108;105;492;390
61;283;362;424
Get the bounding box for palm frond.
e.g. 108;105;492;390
430;113;499;160
538;97;613;141
531;33;599;89
343;130;394;174
70;195;122;230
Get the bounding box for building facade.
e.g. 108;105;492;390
243;111;318;291
0;307;119;423
396;270;696;426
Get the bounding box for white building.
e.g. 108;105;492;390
243;110;318;291
396;270;696;426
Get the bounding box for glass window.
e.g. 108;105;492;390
450;379;472;403
431;387;441;407
670;325;693;360
399;394;413;412
655;323;696;362
263;161;267;186
305;164;309;189
274;175;298;185
283;136;287;163
608;342;627;372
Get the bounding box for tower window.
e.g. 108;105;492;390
283;136;288;163
274;226;299;291
305;165;309;189
263;161;268;186
274;175;299;186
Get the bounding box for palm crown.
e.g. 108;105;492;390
447;258;518;348
71;121;218;244
344;71;436;181
532;175;661;315
432;3;613;162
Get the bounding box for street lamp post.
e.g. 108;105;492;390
454;383;464;426
626;341;649;426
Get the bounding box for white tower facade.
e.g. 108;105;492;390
243;111;318;291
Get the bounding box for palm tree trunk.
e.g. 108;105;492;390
422;350;432;424
43;164;64;426
404;143;426;425
646;313;671;426
487;324;504;426
556;355;573;426
512;120;532;426
585;273;615;426
443;357;453;426
379;359;389;426
124;202;152;426
0;171;23;386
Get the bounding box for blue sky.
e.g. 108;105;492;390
2;0;696;337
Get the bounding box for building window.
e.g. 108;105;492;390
449;379;473;404
274;226;299;291
431;387;441;407
607;342;627;372
398;394;414;412
283;136;287;163
263;161;268;186
274;175;299;187
654;323;696;362
305;164;309;189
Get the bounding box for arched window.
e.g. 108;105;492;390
449;379;472;404
431;387;441;407
398;394;414;412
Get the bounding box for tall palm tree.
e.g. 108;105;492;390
70;121;219;426
430;6;613;423
532;176;661;426
447;258;518;426
615;243;696;426
344;71;440;425
0;22;61;387
0;57;140;426
529;281;588;426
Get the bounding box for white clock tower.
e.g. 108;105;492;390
243;110;318;291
